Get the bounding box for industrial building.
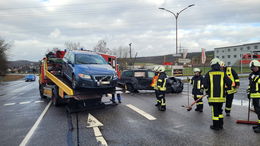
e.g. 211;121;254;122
214;42;260;66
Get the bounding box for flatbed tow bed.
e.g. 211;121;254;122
39;54;116;112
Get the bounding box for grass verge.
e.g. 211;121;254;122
0;74;25;82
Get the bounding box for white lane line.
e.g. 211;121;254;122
34;101;44;103
126;104;156;120
4;103;16;106
19;101;52;146
19;101;31;105
86;114;107;146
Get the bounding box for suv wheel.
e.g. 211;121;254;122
126;84;134;92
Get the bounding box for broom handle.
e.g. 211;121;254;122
248;96;251;121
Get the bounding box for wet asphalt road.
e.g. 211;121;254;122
0;77;260;146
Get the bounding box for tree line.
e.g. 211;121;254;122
0;38;11;76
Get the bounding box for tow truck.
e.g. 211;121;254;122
38;49;117;109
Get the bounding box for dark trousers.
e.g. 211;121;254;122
193;94;203;110
157;90;166;107
211;103;224;127
225;93;234;113
111;94;121;103
155;90;160;104
253;98;260;121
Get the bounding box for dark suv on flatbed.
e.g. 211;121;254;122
117;69;183;93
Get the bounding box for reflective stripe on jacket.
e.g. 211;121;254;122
249;73;260;99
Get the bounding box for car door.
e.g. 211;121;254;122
136;71;154;90
134;71;148;90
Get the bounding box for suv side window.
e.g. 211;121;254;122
147;71;155;78
122;71;133;77
134;71;146;77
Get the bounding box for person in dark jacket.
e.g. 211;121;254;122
204;58;232;130
219;61;240;116
190;68;204;112
248;60;260;133
156;66;167;111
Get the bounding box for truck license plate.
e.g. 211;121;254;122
101;81;110;84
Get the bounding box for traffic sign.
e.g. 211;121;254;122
178;58;191;63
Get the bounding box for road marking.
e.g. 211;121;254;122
19;101;52;146
126;104;156;120
19;101;31;104
4;103;16;106
86;114;107;146
34;101;44;103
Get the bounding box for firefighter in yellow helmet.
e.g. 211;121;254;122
219;61;240;116
248;60;260;133
204;58;232;130
151;66;160;106
190;68;204;112
156;65;167;111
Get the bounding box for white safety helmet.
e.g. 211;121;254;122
210;58;221;66
157;66;165;72
249;60;260;68
219;61;225;67
153;66;159;72
193;68;201;73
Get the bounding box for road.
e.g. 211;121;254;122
0;78;260;146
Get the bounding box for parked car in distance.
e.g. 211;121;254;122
61;50;117;93
25;74;36;82
117;69;183;93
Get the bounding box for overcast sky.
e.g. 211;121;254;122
1;0;260;61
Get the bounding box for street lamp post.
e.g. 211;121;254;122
159;4;194;55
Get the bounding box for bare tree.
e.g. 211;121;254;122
93;40;112;54
0;38;11;75
64;41;81;50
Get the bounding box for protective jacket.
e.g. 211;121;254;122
204;64;232;103
156;72;167;91
248;71;260;98
191;75;204;96
224;67;240;94
151;72;159;90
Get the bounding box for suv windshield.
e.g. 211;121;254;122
75;54;107;64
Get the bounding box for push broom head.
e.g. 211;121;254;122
236;120;259;125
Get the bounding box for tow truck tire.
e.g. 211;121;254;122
126;83;134;93
52;86;61;106
39;84;47;99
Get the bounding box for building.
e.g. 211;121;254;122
214;42;260;66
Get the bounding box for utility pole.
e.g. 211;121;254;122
129;43;132;59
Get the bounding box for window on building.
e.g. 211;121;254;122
228;55;230;58
234;55;237;58
247;46;250;50
216;50;219;53
216;56;219;58
222;50;224;53
222;56;225;59
228;48;230;52
234;48;237;51
255;46;258;49
228;62;231;65
240;47;243;51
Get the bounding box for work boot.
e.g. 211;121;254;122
210;121;220;131
253;126;260;133
219;118;223;129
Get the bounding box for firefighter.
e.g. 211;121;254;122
190;68;204;112
219;61;240;116
204;58;232;130
248;60;260;133
151;66;160;106
156;66;167;111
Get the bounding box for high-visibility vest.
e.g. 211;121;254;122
208;71;226;103
151;74;159;89
226;67;237;94
249;74;260;99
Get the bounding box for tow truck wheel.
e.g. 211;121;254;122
52;86;61;106
39;84;46;99
126;84;134;93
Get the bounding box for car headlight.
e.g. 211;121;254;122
78;74;91;79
